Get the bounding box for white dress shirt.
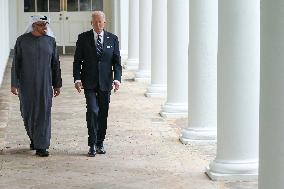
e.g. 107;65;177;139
93;30;104;45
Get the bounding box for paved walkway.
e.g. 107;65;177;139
0;56;257;189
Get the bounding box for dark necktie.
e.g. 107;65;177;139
96;34;103;59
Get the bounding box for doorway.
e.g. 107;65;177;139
19;0;103;54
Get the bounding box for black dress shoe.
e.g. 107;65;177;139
96;146;106;154
88;146;96;157
36;149;49;157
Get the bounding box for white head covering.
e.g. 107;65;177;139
24;15;55;38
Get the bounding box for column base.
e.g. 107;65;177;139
180;127;216;144
124;58;139;70
145;84;167;97
135;70;151;83
205;160;258;181
160;102;188;118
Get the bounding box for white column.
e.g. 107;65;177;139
124;0;139;70
180;0;217;143
114;0;120;36
108;0;119;35
259;1;284;189
103;0;115;33
206;0;260;181
119;0;129;63
160;0;188;118
135;0;152;82
145;0;167;97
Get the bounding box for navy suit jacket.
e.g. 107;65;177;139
73;30;122;91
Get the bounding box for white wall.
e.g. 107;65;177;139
0;0;10;86
9;0;18;49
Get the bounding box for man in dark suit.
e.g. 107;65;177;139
73;11;122;157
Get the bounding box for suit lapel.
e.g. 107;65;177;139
103;30;110;54
87;30;99;60
88;30;96;48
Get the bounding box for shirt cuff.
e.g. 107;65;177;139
113;80;121;85
75;80;81;83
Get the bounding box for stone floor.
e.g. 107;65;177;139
0;56;257;189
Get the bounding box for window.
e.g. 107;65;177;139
37;0;48;12
92;0;103;11
24;0;35;12
49;0;60;12
24;0;103;12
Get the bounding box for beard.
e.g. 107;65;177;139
40;29;47;35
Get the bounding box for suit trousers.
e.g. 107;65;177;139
84;88;110;147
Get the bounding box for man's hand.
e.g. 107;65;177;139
112;80;120;92
75;82;83;93
11;86;18;95
53;88;61;97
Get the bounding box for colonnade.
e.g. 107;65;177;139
116;0;284;188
